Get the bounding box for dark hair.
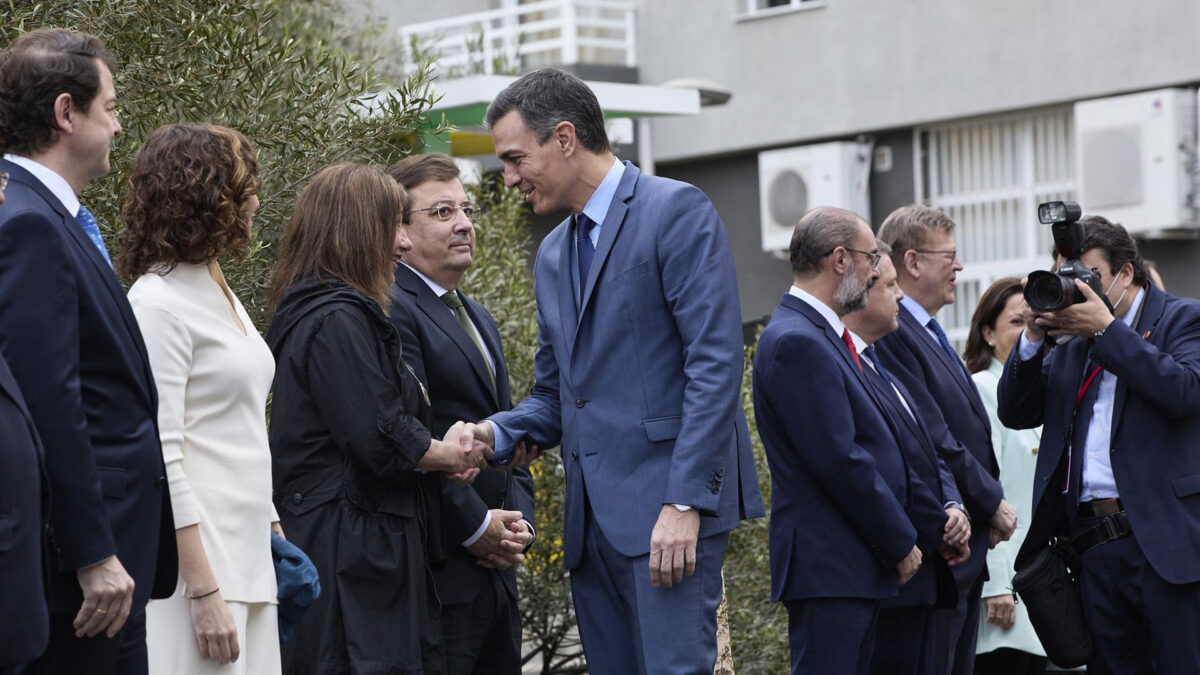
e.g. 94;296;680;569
1076;215;1148;286
789;207;867;278
117;124;258;279
0;29;116;155
386;153;460;223
878;205;956;269
270;163;407;310
484;68;611;154
964;277;1023;373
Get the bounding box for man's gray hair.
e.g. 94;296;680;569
789;207;868;278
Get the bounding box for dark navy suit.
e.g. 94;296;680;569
876;303;1004;674
754;294;944;674
489;162;763;673
1000;284;1200;674
0;159;176;673
0;352;49;669
860;354;960;675
389;264;535;674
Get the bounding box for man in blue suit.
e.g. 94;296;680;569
755;207;938;674
0;177;52;670
875;205;1017;675
0;29;176;674
999;217;1200;674
468;68;763;673
386;153;535;674
844;250;972;674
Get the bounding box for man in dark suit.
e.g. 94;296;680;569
755;207;941;674
386;153;535;674
999;216;1200;674
844;249;972;674
874;205;1017;675
0;176;52;671
0;29;176;674
470;68;764;673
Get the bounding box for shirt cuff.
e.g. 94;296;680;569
461;510;492;548
1017;332;1043;361
671;504;692;512
520;519;536;553
487;419;515;466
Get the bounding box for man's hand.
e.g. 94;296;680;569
467;509;532;569
943;507;971;549
426;421;489;483
989;499;1018;549
1019;280;1048;343
73;555;135;638
191;590;240;664
939;541;971;566
984;594;1017;629
504;440;541;470
649;505;700;588
1035;279;1116;339
896;545;923;585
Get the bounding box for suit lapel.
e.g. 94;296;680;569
576;162;637;326
398;267;499;406
900;306;990;425
1110;285;1161;443
463;296;508;407
556;218;579;359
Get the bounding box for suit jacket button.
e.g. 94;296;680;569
292;493;303;505
155;475;167;488
575;398;586;408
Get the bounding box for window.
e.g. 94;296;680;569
915;108;1076;348
736;0;826;21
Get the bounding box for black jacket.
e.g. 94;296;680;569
267;276;445;674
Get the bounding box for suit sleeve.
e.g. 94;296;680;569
878;337;1003;522
761;332;917;567
132;304;199;530
656;186;745;512
997;340;1050;430
1094;304;1200;419
0;210;115;570
305;308;431;478
488;250;564;451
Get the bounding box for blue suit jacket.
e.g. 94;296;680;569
389;264;535;606
489;161;763;569
999;285;1200;584
0;159;176;613
876;305;1004;582
754;294;933;602
0;352;49;666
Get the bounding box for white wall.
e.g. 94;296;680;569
638;0;1200;162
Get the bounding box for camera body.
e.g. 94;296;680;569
1024;201;1109;313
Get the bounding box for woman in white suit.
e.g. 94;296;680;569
965;278;1048;675
118;124;280;672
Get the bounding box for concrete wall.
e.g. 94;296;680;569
638;0;1200;163
366;0;497;29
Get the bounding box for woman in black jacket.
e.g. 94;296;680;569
266;163;485;674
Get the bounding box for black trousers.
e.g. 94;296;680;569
26;611;147;675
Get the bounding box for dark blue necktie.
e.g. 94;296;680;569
1067;350;1103;509
927;317;967;380
576;213;595;294
75;205;112;268
863;346;893;386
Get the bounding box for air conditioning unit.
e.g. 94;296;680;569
758;142;871;252
1074;88;1198;235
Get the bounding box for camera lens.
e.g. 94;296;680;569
1024;271;1074;312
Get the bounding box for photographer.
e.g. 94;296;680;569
997;214;1200;674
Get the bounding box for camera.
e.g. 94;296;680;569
1023;201;1112;313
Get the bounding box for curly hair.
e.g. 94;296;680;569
116;123;259;279
0;29;116;156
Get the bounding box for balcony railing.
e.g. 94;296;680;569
400;0;637;77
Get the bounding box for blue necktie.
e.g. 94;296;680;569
576;213;595;295
927;317;967;379
864;346;894;385
75;205;113;268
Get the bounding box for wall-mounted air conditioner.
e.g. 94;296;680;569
758;141;871;252
1074;88;1198;235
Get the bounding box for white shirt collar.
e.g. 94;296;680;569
788;285;846;336
4;154;80;217
402;262;451;299
848;330;869;355
1121;286;1146;329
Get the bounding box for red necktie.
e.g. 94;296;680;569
842;328;862;371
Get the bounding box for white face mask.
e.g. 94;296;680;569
1104;271;1129;310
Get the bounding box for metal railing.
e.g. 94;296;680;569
400;0;637;77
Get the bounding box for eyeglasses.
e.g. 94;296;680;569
916;249;959;262
405;202;485;222
827;246;882;269
0;172;8;192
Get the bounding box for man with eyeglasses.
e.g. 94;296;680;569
875;205;1017;675
755;207;938;674
385;153;535;675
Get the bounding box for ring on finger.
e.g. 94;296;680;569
95;608;108;614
